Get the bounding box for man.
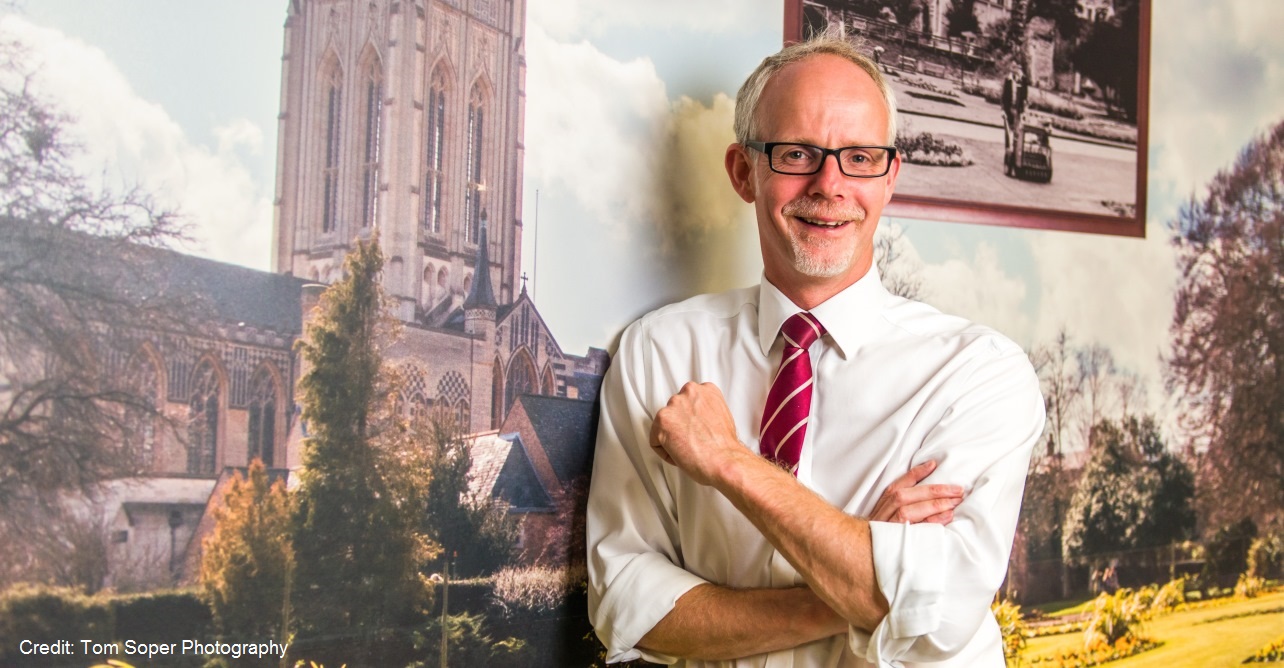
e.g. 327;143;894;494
586;33;1044;667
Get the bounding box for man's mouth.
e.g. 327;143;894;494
797;216;848;228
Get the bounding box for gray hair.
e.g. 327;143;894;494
732;26;898;146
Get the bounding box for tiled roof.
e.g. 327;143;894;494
515;394;599;486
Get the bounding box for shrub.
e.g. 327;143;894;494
490;564;586;615
408;612;528;667
1247;534;1283;579
1082;589;1148;651
991;597;1027;664
895;131;973;167
1148;577;1187;612
0;585;113;666
1234;572;1267;599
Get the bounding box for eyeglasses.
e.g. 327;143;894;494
744;141;897;178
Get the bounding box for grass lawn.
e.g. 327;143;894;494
1024;590;1284;667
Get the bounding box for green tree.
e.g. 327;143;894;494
421;418;518;578
199;460;292;663
1062;416;1195;563
290;239;434;661
1167;120;1284;526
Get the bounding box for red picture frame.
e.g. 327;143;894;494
784;0;1151;237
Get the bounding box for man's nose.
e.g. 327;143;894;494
807;151;847;197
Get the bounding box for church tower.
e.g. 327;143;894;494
272;0;526;323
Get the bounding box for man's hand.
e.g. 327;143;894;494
650;381;746;486
869;460;964;524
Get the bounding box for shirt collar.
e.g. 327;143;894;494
757;265;891;359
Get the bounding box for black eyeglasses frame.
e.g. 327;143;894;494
743;140;898;178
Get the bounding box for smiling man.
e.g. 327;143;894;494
586;32;1044;667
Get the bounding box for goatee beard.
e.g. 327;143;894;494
781;198;866;278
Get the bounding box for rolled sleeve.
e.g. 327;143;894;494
852;339;1045;665
587;321;706;664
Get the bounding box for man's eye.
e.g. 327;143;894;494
782;149;809;161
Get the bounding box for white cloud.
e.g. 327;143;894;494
1;15;273;270
917;239;1033;346
1149;0;1284;213
524;25;670;231
530;0;779;41
1024;221;1177;410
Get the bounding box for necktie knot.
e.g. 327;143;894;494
781;312;825;351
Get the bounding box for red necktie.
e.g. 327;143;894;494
760;312;825;475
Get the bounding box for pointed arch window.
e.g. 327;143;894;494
187;361;220;475
361;60;383;229
465;84;486;244
504;351;538;418
321;65;343;234
424;68;448;234
247;367;278;467
127;353;162;470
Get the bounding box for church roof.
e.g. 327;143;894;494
149;248;308;335
514;394;599;486
468;431;554;512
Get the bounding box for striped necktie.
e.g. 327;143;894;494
759;312;825;475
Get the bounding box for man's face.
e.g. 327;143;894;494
725;54;900;306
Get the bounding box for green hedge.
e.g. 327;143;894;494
1;585;210;668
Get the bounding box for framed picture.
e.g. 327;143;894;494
784;0;1151;237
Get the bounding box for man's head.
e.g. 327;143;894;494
725;33;901;308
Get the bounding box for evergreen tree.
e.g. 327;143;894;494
290;239;434;661
199;460;292;663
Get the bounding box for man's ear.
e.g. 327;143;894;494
725;143;757;204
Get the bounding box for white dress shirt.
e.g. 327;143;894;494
586;268;1045;667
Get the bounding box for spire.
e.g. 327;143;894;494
463;210;497;310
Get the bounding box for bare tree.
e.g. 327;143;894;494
874;224;923;301
0;33;188;583
1167;119;1284;525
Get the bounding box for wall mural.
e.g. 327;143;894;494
1;1;1282;666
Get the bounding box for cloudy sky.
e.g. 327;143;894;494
4;0;1283;428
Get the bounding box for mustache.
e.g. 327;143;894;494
781;197;867;223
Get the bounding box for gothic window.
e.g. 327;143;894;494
187;360;220;475
360;60;383;229
321;64;343;234
541;365;556;396
424;67;448;234
454;399;470;430
504;350;538;418
464;83;487;244
247;367;278;467
126;352;162;470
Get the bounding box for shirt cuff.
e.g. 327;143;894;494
849;521;946;664
594;551;708;664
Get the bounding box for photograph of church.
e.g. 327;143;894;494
28;0;606;592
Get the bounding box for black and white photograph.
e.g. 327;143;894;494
789;0;1150;235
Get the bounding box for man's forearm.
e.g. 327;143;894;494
638;583;846;660
710;447;891;632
